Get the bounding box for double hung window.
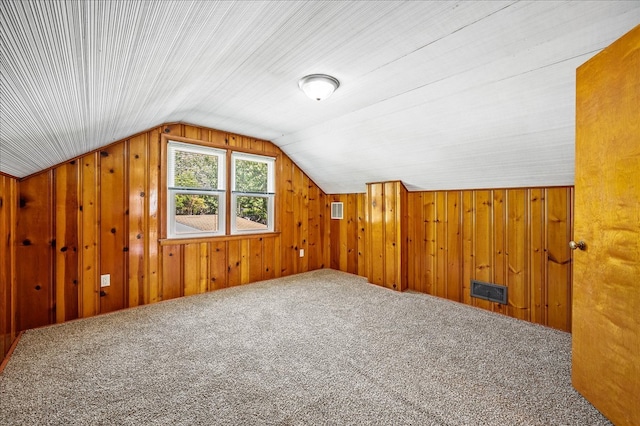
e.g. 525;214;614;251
231;152;275;233
167;142;226;238
166;140;275;238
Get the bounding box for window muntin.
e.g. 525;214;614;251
167;142;226;238
231;152;275;234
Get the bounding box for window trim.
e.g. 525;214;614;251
166;141;227;239
162;135;278;240
230;152;276;234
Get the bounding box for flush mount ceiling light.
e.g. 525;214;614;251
298;74;340;101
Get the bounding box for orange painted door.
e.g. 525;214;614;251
573;25;640;426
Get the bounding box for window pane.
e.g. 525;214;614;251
174;194;220;233
235;195;268;231
235;159;267;193
174;150;219;189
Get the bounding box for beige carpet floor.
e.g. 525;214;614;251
0;269;610;425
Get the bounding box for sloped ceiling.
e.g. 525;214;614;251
1;1;638;193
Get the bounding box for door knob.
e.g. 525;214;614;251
569;240;586;251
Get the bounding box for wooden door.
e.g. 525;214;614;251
573;25;640;426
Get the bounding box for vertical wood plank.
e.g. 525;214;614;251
128;134;147;308
307;183;320;270
227;133;241;148
183;243;200;296
54;161;80;323
16;172;54;331
507;189;529;321
529;188;546;325
147;129;161;304
250;138;264;152
357;193;367;278
399;183;408;291
461;191;475;305
346;193;358;274
412;192;425;292
300;173;310;272
0;176;17;358
228;240;242;286
80;153;99;317
249;238;263;283
262;237;276;280
240;239;250;285
446;191;462;302
99;143;127;313
407;193;417;290
280;155;294;276
368;183;384;286
274;234;283;278
199;242;209;294
163;124;184;138
422;192;436;295
161;245;182;300
492;189;507;314
209;241;228;290
383;182;397;290
546;187;572;331
183;125;201;140
330;195;341;270
435;191;447;298
322;192;332;270
209;129;228;147
474;190;493;310
292;167;304;274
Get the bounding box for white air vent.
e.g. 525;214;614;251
331;202;343;219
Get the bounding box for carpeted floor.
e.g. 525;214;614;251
0;269;610;425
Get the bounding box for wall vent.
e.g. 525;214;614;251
470;280;508;304
331;202;343;219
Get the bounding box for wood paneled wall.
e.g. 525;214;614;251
330;186;574;332
0;175;18;362
407;187;573;331
3;122;576;369
366;182;408;291
10;123;330;335
328;194;364;276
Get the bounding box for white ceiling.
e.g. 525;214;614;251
1;1;638;193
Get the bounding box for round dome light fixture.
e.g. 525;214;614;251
298;74;340;101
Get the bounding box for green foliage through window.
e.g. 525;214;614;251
235;196;268;225
235;159;267;193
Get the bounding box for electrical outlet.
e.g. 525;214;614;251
299;249;304;257
100;274;110;288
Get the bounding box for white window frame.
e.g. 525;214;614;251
231;152;275;234
167;141;226;238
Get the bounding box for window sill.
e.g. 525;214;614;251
159;231;281;246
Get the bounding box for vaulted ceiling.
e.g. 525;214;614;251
1;1;638;193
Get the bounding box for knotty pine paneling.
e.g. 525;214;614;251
407;187;574;331
12;123;330;332
79;152;100;318
365;181;408;291
0;175;18;362
54;161;80;322
16;171;54;331
99;143;128;314
330;186;574;332
329;194;360;275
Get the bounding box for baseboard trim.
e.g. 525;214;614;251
0;331;24;374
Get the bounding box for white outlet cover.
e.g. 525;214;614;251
299;249;304;257
100;274;110;287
